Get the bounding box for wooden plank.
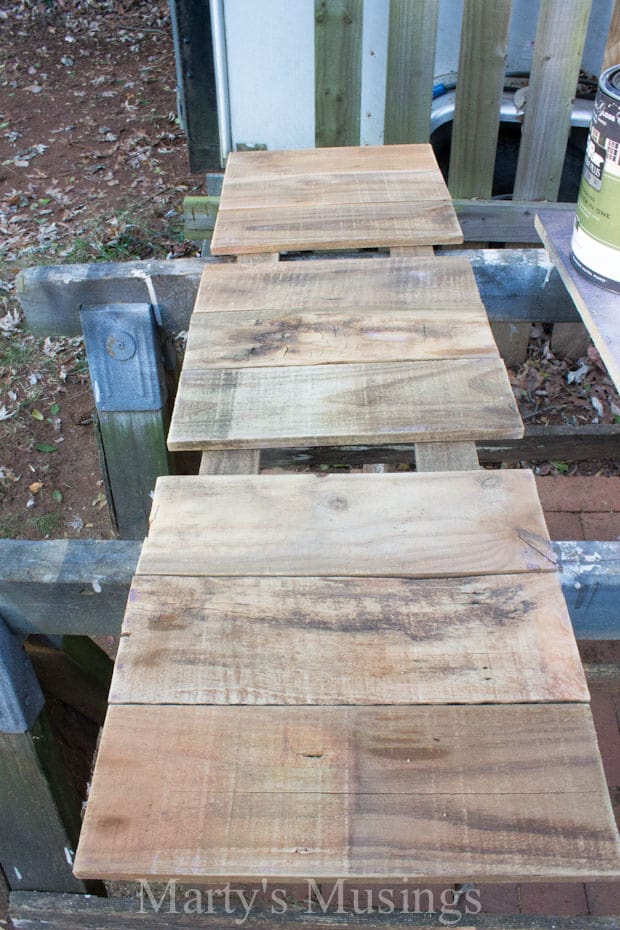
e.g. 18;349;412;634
550;321;591;358
315;0;363;147
535;210;620;389
110;571;587;705
138;471;554;577
448;0;512;199
15;248;579;338
167;357;522;451
73;703;620;881
455;198;574;242
182;307;497;370
9;894;620;930
220;170;450;210
384;0;438;144
199;449;261;475
223;144;440;181
513;0;593;201
194;255;485;315
210;199;463;255
414;441;480;471
0;540;617;640
603;0;620;70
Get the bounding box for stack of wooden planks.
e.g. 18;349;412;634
74;144;620;887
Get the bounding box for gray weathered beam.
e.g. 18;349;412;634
0;617;44;732
17;248;578;338
0;535;618;640
9;892;620;929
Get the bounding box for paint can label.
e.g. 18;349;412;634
571;65;620;293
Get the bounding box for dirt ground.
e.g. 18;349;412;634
0;0;200;539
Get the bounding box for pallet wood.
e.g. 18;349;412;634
183;306;496;369
211;145;462;255
603;0;620;69
0;539;617;640
199;449;261;475
9;892;620;930
384;0;438;144
73;703;620;882
211;200;463;256
167;357;522;451
414;440;480;472
138;472;554;578
110;571;587;705
448;0;512;200
535;211;620;389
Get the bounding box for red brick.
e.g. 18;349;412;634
543;511;584;540
585;882;620;915
476;883;519;914
581;512;620;541
590;690;620;785
536;477;620;513
520;882;588;915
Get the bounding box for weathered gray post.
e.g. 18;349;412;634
80;303;171;540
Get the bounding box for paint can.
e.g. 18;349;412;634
570;65;620;293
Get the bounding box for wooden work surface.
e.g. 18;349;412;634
535;210;620;389
210;144;463;255
168;256;523;451
74;704;620;882
74;471;620;882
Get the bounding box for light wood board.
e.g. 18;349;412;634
110;571;588;705
183;305;497;369
535;211;620;389
211;144;462;255
73;703;620;881
193;255;486;315
138;471;555;577
167;357;522;451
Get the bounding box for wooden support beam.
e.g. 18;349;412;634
9;891;620;929
1;535;619;641
414;441;480;471
513;0;593;201
16;247;580;338
314;0;363;147
384;0;439;144
603;0;620;70
199;450;261;475
448;0;512;199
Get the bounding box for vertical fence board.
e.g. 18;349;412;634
315;0;364;147
603;0;620;70
384;0;439;144
513;0;593;201
448;0;512;198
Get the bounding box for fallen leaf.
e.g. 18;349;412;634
35;443;57;453
31;408;44;421
52;489;63;503
29;481;43;494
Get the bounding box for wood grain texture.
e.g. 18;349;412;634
211;200;463;255
137;471;554;577
167;357;522;451
315;0;363;148
448;0;512;200
194;255;485;315
384;0;439;144
603;0;620;70
110;571;588;705
513;0;592;201
212;145;462;255
73;703;620;881
220;171;449;210
414;440;480;471
535;211;620;389
199;449;261;475
182;306;497;370
222;145;441;181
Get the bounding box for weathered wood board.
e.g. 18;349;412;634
138;472;555;578
535;211;620;390
110;571;588;705
211;145;462;255
73;703;620;882
167;357;522;451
